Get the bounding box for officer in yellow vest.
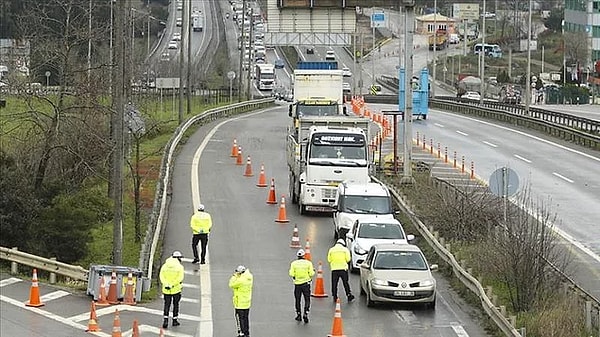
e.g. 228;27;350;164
190;204;212;264
160;251;185;328
327;239;354;303
229;265;253;337
288;249;315;323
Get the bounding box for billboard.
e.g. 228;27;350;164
452;3;479;21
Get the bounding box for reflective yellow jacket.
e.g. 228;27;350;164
159;257;184;295
229;270;253;309
328;244;351;271
289;259;315;285
190;211;212;234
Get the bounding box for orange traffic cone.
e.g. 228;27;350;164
112;308;122;337
122;271;136;305
311;261;329;298
230;139;238;157
25;268;44;307
132;319;140;337
290;224;301;248
266;178;277;204
96;275;110;306
85;301;101;332
275;195;289;223
304;239;312;261
243;156;254;177
256;164;267;187
236;147;243;165
327;299;347;337
106;270;120;305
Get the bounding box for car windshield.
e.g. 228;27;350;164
341;195;391;214
358;223;404;239
373;251;427;270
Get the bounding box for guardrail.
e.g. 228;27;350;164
139;97;275;281
0;246;88;281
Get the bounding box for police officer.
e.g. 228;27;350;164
190;204;212;264
229;265;253;337
160;251;185;328
288;249;315;323
328;239;354;303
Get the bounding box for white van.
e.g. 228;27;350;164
332;181;397;240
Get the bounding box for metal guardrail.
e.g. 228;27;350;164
139;98;275;281
0;246;88;281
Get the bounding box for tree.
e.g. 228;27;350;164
497;69;511;83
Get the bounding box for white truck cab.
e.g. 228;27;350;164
332;181;397;240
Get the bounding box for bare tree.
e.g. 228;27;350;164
564;31;589;66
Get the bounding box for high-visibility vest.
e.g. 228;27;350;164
229;270;253;309
190;211;212;234
289;259;314;285
160;257;184;295
328;244;351;271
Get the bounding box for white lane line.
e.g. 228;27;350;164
482;141;497;148
138;324;193;336
434;123;445;128
67;304;202;322
0;294;110;337
514;154;532;163
182;283;200;289
456;130;468;136
161;295;200;304
0;278;21;287
39;290;70;302
552;172;574;183
190;106;281;337
451;324;471;337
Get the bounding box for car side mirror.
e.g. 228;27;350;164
429;264;438;271
406;234;415;242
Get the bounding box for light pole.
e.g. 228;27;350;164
562;20;566;89
479;0;486;104
431;0;437;97
400;0;415;185
525;0;532;113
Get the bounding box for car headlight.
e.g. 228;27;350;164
420;279;435;287
353;243;367;255
372;278;387;286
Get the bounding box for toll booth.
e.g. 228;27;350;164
398;68;429;119
86;265;149;302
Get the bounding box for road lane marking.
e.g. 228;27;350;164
0;278;21;287
161;294;200;304
434;123;445;128
456;130;468;136
482;141;497;148
39;290;70;302
514;154;531;163
138;324;193;336
552;172;574;183
182;282;200;289
67;303;202;322
451;324;471;337
190;106;281;337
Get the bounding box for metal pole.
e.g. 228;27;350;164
109;0;113;96
247;8;254;100
401;4;414;185
88;0;92;80
463;19;467;56
562;20;566;88
238;0;246;101
432;0;437;97
525;0;532;114
229;78;233;102
146;0;150;56
178;0;185;123
541;45;545;73
186;0;191;114
480;0;486;104
372;24;375;87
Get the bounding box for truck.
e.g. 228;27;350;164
287;117;371;214
428;29;448;50
255;63;275;91
192;14;204;32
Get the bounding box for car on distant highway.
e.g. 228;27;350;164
342;67;352;77
172;32;181;41
462;91;481;101
168;41;178;49
325;50;336;60
343;82;351;93
481;12;495;18
274;59;285;69
360;243;438;309
160;51;170;61
306;46;314;54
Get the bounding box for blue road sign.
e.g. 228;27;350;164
372;13;385;21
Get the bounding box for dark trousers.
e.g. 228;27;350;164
294;282;311;314
235;308;250;337
331;269;351;299
163;292;181;319
192;233;208;262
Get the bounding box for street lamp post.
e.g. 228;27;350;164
400;1;415;185
432;0;437;97
479;0;486;104
525;0;532;113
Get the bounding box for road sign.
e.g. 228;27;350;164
371;12;385;28
227;71;236;80
488;167;520;197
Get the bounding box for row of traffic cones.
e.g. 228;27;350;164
96;271;137;306
86;303;165;336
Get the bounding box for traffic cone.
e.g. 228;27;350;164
96;275;110;306
266;178;277;204
106;270;120;305
256;164;267;187
112;308;122;337
122;272;136;305
304;239;312;261
25;268;44;307
243;156;254;176
311;261;329;298
132;319;140;337
290;224;301;248
327;299;347;337
85;301;101;332
230;138;238;157
236;146;243;165
275;195;289;223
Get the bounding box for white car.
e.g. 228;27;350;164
360;244;438;309
343;82;351;93
346;218;414;272
325;50;336;61
176;17;182;27
342;67;352;77
462;91;481;101
168;41;178;49
172;32;181;41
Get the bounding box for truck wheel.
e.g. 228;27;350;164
288;174;298;204
299;201;306;215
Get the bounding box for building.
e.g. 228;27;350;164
564;0;600;73
415;13;456;35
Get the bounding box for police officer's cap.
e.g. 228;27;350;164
336;239;346;246
296;249;305;257
198;204;205;211
172;250;183;258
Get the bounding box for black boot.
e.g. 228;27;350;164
303;312;309;323
348;294;355;302
162;318;168;329
172;319;180;326
295;312;302;321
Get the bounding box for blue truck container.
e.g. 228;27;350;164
398;68;429;119
296;61;338;70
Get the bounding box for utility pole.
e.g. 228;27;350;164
247;8;254;100
112;0;126;266
178;0;186;123
525;0;532;113
479;0;486;104
238;0;247;101
431;0;437;97
401;2;415;185
186;0;192;114
87;0;92;80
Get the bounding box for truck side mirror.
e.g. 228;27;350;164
288;104;292;117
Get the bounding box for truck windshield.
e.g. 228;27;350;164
340;195;392;214
297;104;338;117
309;133;366;160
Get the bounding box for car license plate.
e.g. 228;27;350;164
394;291;414;296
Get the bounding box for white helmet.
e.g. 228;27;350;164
198;204;205;211
172;251;183;258
235;265;246;274
336;239;346;246
296;249;305;257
